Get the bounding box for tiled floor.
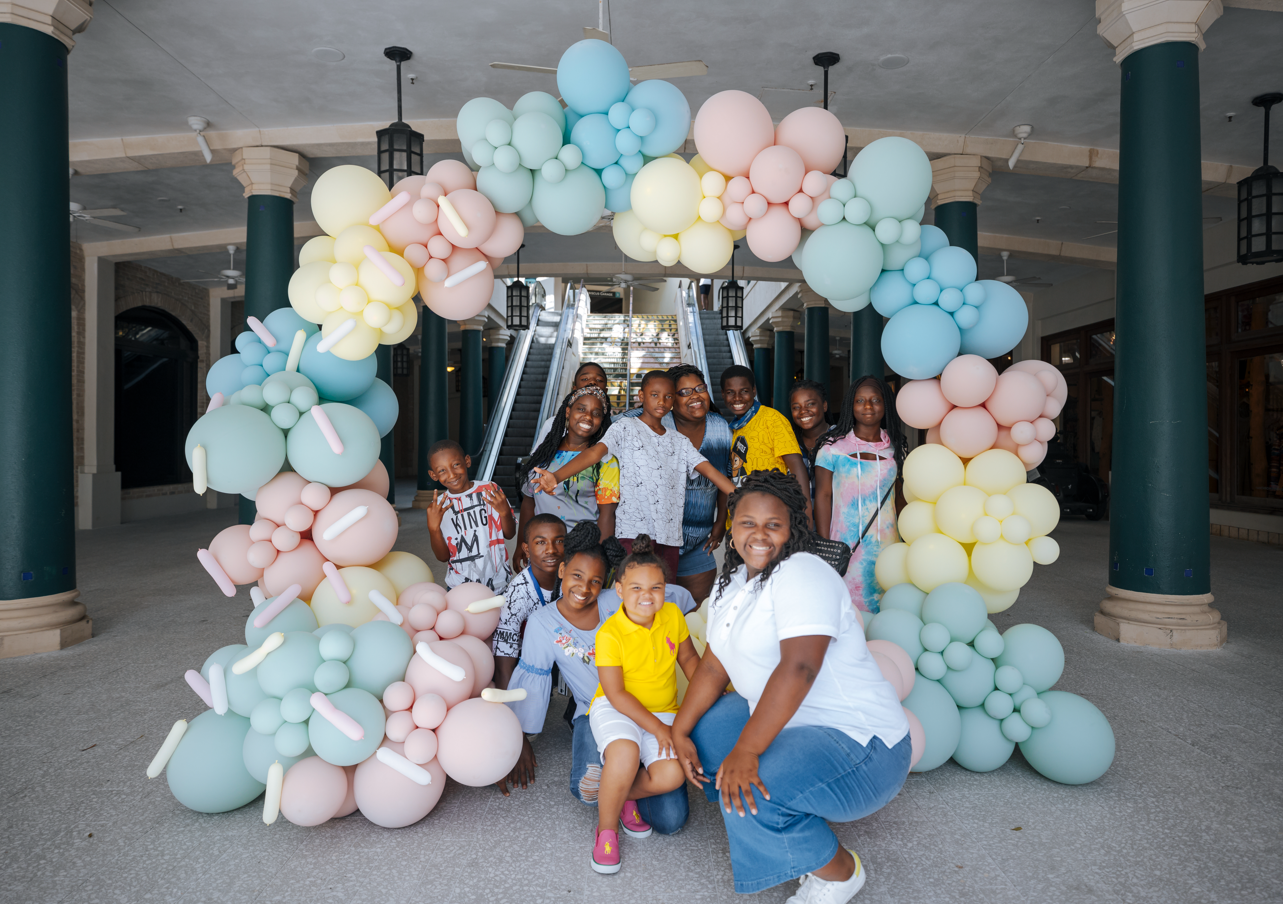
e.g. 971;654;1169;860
1;510;1279;903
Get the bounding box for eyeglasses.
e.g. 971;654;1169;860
676;383;708;398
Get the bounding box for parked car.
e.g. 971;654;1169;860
1031;444;1109;520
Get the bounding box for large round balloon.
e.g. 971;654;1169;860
166;710;265;813
346;377;398;438
435;698;524;786
774;106;847;175
693;90;775;178
624;80;691;158
531;164;606;236
184;405;285;497
298;331;377;401
457;97;514;169
800;222;884;303
902;677;961;772
952;707;1015;773
881;304;962;380
678;219;734;273
312;489;398;565
419;248;494;320
849;137;933;222
280;756;349;826
959;280;1029;359
631;157;702;237
311;165;391;237
995;624;1065;692
286;403;381;488
1018;692;1115;784
476;164;534;214
557;40;631;115
353;742;447;827
307;687;385;766
344;620;415;697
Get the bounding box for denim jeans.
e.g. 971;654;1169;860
689;693;911;894
568;713;689;835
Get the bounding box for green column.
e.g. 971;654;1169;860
772;327;795;414
459;326;484;471
933;201;979;262
803;304;830;402
487;340;507;422
0;24;76;603
753;344;773;409
850;305;884;383
376;345;395;506
417;307;448;495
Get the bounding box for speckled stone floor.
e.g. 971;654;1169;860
1;510;1279;904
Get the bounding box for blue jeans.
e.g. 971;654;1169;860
690;693;911;894
568;713;689;835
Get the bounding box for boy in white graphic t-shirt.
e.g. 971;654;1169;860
425;439;516;592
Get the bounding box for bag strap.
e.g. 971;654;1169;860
850;481;895;555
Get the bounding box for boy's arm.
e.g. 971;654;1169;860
695;460;737;496
596;502;617;541
494;656;518;690
533;440;611;493
598;665;670;736
676;637;701;682
426;491;450;562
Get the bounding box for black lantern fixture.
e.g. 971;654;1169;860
375;46;424;189
720;244;744;331
1238;92;1283;265
505;244;530;331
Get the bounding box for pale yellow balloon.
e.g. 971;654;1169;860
329;262;358;289
965;569;1019;614
381;307;404;335
362;301;391;329
379;299;418;346
316;283;342;313
287;260;335;324
905;533;969;591
700;170;727;199
903;482;919;503
630;157;702;236
320;310;380;360
984;493;1015;520
310;565;398;627
333;224;389;266
698;196;725;224
639;229;661;253
729;228;747;240
298;235;336;266
1007;483;1060;537
933;485;987;543
373;551;434;597
311;165;391;238
611;209;658;263
965;449;1027;495
689;154;713;177
969;537;1034;592
1028;535;1060;566
896;500;937;545
902;443;964;503
340;284;369;312
677;220;734;274
357;252;417;305
1001;514;1032;544
874;542;910;590
972;515;1001;544
656;235;681;267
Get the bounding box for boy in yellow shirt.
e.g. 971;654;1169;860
720;365;812;518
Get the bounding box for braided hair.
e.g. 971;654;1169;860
815;375;907;473
521;385;612;492
715;470;817;596
618;533;669;583
563;521;609;572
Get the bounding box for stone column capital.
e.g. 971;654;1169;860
0;0;94;51
770;309;801;332
1096;0;1222;63
931;155;993;207
232;147;310;202
750;327;774;347
798;285;830;309
458;316;489;331
483;327;513;345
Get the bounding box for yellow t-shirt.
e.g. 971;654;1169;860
591;601;690;714
729;405;802;483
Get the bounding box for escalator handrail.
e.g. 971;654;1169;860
683;283;711;382
475;299;543;483
536;284;585;432
727;326;750;368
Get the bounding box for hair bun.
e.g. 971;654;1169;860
564;521;601;554
629;534;655;556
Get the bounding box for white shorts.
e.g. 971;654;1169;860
589;696;678;768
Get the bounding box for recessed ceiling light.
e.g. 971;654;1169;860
312;47;345;63
157;197;169;201
878;54;909;70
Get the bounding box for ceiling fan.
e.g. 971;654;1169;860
586;272;664;294
996;251;1052;288
69;201;139;233
189;245;245;290
490;1;707;80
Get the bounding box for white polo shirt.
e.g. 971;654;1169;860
706;552;909;749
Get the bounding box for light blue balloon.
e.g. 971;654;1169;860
280;686;315;723
870;269;915;318
972;628;1004;660
902;677;961;772
558;143;583;170
287;402;382;487
865;608;925;662
879;582;925;618
939;650;996;708
492;144;520;174
512;111;563;169
619;152;644;175
953;305;980;330
614;127;641;158
563;108;582;143
513;90;566;133
225;658;269;717
457;97;513;168
962;282;987;306
184;405;285;496
628;107;655;137
250;697;284;736
1011;684;1038;709
1001;712;1032;743
938;287;964;312
920;582;988;643
240;364;267;387
958;280;1029;359
298;331;377;401
262;351;287;374
952;707;1015;772
307;687;385;766
996;623;1064;692
541;159;566;183
994;665;1024;694
166;710;264;813
314;660;350;694
601;163;626;190
471;139;496;168
345;621;415;698
816;198;845;226
235;331;259;354
943;641;974;671
1021;697;1052;728
485;118;512;148
571;113;621;169
881;304;961;379
608;102;633;129
557;39;631;115
912;278;941;304
274;720;310;757
903;257;930;284
984;689;1015;720
918;224;949;258
256;631;323;698
920;622;950;653
1019;692;1115;784
239;383;266;409
347;377;398;438
801;222;884;304
319;629;355;662
850;136;933;221
916;650;948;680
928;246;978;289
624;80;691;157
206;354;247;399
263;308;318;347
476;163;535;214
829;179;856;204
532;164;607;235
242;725;309;784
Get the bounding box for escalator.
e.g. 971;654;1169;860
699;310;736;385
680;283;750;390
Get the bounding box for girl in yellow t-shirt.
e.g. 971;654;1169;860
587;535;700;875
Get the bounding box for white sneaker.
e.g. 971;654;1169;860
786;851;865;904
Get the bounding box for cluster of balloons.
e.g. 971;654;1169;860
864;582;1115;784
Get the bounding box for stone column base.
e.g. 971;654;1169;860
1095;584;1226;650
412;489;435;510
0;590;92;659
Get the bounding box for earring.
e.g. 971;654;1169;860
727;538;735;551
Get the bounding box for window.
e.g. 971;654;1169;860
1235;350;1283;500
1041;319;1113;482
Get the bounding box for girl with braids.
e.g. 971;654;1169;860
514;385;618;570
787;379;835;501
813;375;907;614
671;471;910;901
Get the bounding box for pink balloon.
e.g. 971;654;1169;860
446;581;503;639
1009;359;1068;409
385;709;417;742
405;640;475;708
774;107;847;175
403;243;430;268
249;518;276;543
787;192;813;219
336;764;358;817
419;247;493;320
284;504;315;532
426;160;476;194
379;176;441;252
745;203;802;262
1041;395;1064;420
383;680;415;712
896;379;954;430
435;698;524;786
477;212;525;259
300;482;331;511
801;170;829;198
420;181;445;201
485;254;505;269
869;650;904;700
263;539;326;600
993;425;1020;455
412;693;448;730
1018;441;1047;467
742;193;768;219
353;742;446;828
723;176;753;203
426;235;454;260
450;633;497;696
799;174;839;231
208;524;262;585
865;639;916;700
413;629;441;645
693;90;775;177
255;472;309;524
925;425;941;445
939;355;999;408
424;259;448;283
312;489;398;566
1033;417;1056;443
412;198;439;225
382;603;417;639
271;526;300;552
939;406;999;459
434;609;465;639
904;707;925;769
984;371;1047;427
280;756;349;827
333;459;390;498
400;582;448;612
719;202;749;231
408;603;437;631
748;145;806;204
437;189;497;249
404;727;439;764
247;539;278;569
1009;421;1037;445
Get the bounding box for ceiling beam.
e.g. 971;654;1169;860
80;221;325;261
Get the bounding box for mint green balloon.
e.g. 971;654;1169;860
280;686;315;723
902;677;960;772
920;582;987;643
1011;684;1038;709
256;631;323;698
952;706;1015;773
939;649;996;708
1020;697;1051;728
246;595;317;648
983;690;1015;720
262;371;315;407
184;405;285;496
345;621;414;698
314;623;352;639
242;724;309;783
477;163;534;214
512;111;563;169
916;650;947;681
308;687;385;766
225;658;269;718
972;628;1005;660
513;90;567;133
314;660;350;693
274;720;311;757
920;622;950;653
942;641;974;672
880;583;925;618
286;402;380;487
996;624;1064;692
865;609;925;662
850;136;933;222
801;222;884;304
457;97;513;168
532;164;606;236
994;665;1024;694
1019;692;1115;784
318;629;355;662
166;710;264;813
201;644;243;680
250;697;284;735
1001;712;1032;743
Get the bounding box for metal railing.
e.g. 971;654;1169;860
682;281;711;381
475;297;542;483
536;282;586;431
727;326;750;368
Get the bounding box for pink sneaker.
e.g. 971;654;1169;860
592;827;621;874
619;800;652;838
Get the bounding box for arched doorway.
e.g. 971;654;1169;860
115;306;197;489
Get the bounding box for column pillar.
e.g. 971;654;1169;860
79;256;121;529
0;3;94;658
484;328;513;421
458;317;486;468
800;287;830;403
1094;0;1225;648
930;155;992;261
770;310;800;413
750;328;773;409
375;346;395;505
414;308;449;506
850;305;885;385
232;146;309;523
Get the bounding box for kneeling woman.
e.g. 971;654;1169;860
672;471;910;901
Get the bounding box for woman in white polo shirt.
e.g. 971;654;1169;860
672;470;910;903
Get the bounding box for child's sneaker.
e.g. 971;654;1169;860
619;800;652;838
787;850;865;904
591;827;621;874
